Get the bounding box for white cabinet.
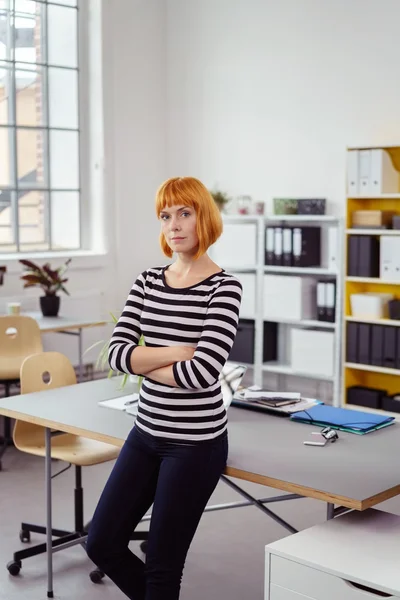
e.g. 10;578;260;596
210;223;257;267
265;509;400;600
291;329;334;377
263;275;315;321
235;272;256;318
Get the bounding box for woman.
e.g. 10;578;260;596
86;176;242;600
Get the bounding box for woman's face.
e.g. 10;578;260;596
160;204;199;255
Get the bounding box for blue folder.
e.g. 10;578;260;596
290;404;395;434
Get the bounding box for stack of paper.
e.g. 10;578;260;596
234;388;322;415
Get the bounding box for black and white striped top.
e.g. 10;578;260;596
108;265;242;442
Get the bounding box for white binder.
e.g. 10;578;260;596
347;150;359;196
370;149;400;195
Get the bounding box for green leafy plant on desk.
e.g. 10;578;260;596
85;312;145;390
19;258;71;317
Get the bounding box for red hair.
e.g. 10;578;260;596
155;177;223;260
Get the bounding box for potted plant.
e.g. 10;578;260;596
19;258;71;317
210;188;230;212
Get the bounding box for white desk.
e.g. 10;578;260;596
26;313;107;380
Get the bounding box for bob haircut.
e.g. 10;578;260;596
155;177;223;260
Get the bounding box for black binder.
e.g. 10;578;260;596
358;323;371;365
383;326;397;369
346;322;359;363
371;325;384;367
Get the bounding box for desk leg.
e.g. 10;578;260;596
45;427;54;599
78;328;83;382
327;503;334;520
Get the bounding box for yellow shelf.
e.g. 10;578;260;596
343;145;400;410
346;316;400;327
346;228;400;235
345;362;400;376
346;277;400;285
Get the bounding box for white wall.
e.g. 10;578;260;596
102;0;167;301
165;0;400;214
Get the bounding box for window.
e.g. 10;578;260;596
0;0;80;254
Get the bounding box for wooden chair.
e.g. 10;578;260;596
0;315;43;470
6;351;120;583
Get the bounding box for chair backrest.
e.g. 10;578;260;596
0;315;43;380
14;352;77;448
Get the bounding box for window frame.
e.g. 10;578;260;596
0;0;86;255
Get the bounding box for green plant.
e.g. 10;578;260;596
210;188;230;208
19;258;71;296
85;312;145;390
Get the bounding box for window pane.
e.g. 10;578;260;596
50;129;78;188
13;1;43;65
16;65;45;126
48;4;77;68
48;67;77;129
50;1;77;6
0;188;15;250
51;190;79;249
18;188;48;250
0;63;12;125
17;127;46;186
0;127;12;186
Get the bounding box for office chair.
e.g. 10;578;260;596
0;315;43;470
6;351;121;583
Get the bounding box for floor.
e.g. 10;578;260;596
1;372;400;600
2;448;400;600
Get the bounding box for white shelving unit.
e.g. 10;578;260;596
213;214;344;406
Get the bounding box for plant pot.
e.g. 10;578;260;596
40;295;60;317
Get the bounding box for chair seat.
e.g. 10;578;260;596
15;431;120;466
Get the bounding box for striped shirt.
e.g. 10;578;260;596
108;265;242;442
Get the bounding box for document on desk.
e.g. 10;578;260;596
98;394;139;411
237;388;322;414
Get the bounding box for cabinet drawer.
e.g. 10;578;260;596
270;555;400;600
269;583;314;600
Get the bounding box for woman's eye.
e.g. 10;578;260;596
161;215;169;220
181;212;190;217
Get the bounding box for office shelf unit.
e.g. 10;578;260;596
212;213;343;406
342;144;400;417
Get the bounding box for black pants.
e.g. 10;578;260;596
86;425;228;600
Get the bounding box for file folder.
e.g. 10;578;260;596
290;404;394;434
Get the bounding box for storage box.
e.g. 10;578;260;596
229;319;254;364
382;395;400;413
297;198;326;215
209;223;257;267
234;273;256;319
263;275;315;321
347;385;385;409
351;210;395;228
350;292;393;319
290;329;334;377
273;198;298;215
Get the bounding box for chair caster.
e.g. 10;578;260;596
89;569;105;584
7;560;22;576
140;541;148;554
19;529;31;543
